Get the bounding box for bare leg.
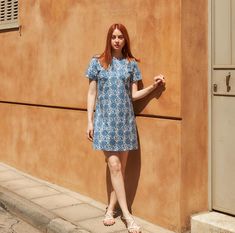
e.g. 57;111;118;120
107;151;128;213
105;151;131;218
104;151;141;232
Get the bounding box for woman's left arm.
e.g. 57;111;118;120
132;74;165;101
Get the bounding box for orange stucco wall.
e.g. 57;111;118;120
180;0;208;231
0;0;208;232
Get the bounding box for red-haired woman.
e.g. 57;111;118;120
86;23;165;233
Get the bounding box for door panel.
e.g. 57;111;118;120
214;0;231;65
212;0;235;215
212;95;235;214
232;0;235;64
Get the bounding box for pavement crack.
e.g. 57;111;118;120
0;201;8;211
8;218;20;233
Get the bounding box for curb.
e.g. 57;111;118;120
0;186;90;233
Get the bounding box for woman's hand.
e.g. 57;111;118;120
153;74;165;88
86;122;94;141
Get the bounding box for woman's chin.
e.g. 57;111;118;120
112;47;122;52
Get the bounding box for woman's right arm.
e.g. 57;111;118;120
86;80;97;141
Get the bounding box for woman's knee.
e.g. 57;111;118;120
108;158;122;175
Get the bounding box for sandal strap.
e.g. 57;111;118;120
122;216;141;231
104;210;115;221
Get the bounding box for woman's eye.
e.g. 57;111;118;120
111;35;124;40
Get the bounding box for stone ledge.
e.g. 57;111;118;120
0;186;90;233
191;211;235;233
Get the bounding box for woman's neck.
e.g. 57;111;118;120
112;51;123;59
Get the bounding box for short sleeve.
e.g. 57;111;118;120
130;61;142;82
85;58;99;81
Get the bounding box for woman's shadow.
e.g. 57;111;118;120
106;80;166;214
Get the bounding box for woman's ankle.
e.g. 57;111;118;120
106;205;115;212
122;210;132;219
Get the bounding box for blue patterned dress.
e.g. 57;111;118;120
86;57;142;151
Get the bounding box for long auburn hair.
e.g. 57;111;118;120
99;23;139;69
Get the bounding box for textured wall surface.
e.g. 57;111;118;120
0;0;181;117
0;104;181;230
0;0;208;232
180;0;208;231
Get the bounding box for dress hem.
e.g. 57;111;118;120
92;147;138;152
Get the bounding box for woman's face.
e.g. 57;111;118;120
111;28;125;53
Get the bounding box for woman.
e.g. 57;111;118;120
86;23;165;233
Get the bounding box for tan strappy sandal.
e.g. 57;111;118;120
103;210;115;226
121;216;141;233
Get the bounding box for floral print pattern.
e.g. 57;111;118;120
86;57;142;151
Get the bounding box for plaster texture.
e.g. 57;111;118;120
180;0;209;230
0;104;181;230
0;0;180;117
0;0;208;232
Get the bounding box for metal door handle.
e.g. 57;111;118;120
213;84;217;92
226;72;231;92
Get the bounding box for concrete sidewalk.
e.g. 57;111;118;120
0;162;174;233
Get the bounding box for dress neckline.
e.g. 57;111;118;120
112;56;125;61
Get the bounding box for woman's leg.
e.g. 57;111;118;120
106;151;128;212
105;151;131;217
104;151;141;232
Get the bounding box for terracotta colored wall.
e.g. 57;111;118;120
0;0;208;232
0;0;181;117
0;104;181;231
180;0;208;231
0;104;107;200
